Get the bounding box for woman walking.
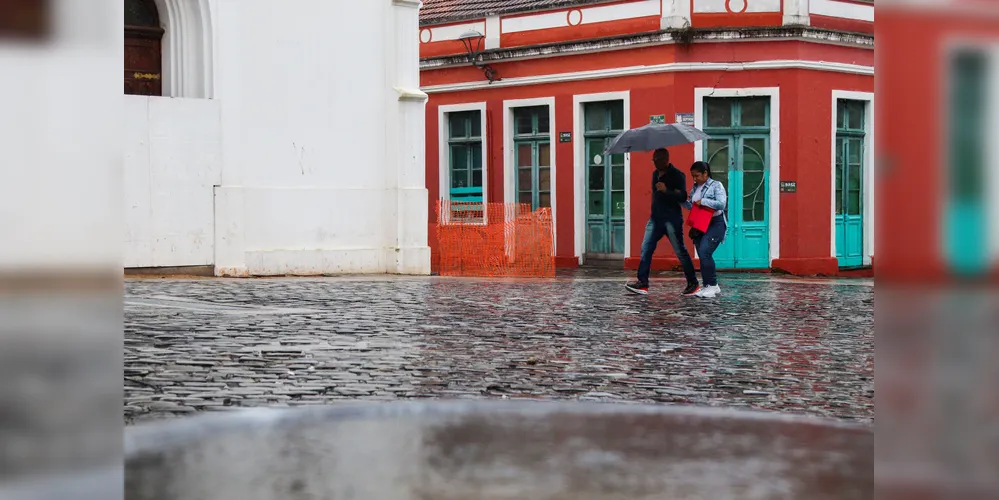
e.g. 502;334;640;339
684;161;728;298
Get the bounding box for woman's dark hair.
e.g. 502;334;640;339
690;161;712;178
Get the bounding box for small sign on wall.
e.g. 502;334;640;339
559;132;572;143
675;113;695;126
780;181;797;193
650;114;666;124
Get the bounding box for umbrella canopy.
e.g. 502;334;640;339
604;123;710;154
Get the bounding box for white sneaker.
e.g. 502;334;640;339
698;285;721;298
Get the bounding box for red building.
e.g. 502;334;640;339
420;0;874;276
877;0;999;283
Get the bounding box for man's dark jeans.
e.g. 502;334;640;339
637;217;697;285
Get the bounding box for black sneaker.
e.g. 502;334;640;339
681;282;701;296
625;281;649;295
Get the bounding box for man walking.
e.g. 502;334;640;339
626;148;699;296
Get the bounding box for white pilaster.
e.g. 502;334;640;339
783;0;811;26
661;0;692;29
390;0;431;274
485;16;501;50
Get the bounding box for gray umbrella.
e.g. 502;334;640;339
604;122;710;154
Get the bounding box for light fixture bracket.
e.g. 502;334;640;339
457;31;500;84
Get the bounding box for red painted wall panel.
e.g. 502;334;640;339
691;12;784;29
877;8;999;281
810;15;873;35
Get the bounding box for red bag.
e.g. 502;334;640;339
687;203;716;232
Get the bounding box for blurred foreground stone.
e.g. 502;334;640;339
125;401;872;500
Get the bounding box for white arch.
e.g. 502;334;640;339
151;0;215;98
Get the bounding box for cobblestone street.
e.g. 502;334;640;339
124;273;874;425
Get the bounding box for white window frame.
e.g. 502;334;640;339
941;39;999;267
438;102;489;225
573;91;632;264
830;90;875;266
503;97;558;251
693;87;781;264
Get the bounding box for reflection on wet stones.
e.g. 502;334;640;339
125;277;873;425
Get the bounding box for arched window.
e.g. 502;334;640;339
124;0;164;96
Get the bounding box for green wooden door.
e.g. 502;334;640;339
834;100;866;268
703;98;771;269
584;101;626;256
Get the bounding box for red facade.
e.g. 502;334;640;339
877;2;999;282
421;0;876;276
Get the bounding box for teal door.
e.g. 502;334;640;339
703;98;771;269
945;50;989;276
834;100;867;268
584;101;626;256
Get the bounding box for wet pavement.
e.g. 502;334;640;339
124;273;874;425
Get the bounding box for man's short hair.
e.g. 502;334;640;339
653;148;670;160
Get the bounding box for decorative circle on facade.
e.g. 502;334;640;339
420;28;432;44
593;155;603;165
567;9;583;26
725;0;749;13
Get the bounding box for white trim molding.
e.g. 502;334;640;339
152;0;215;98
502;0;660;34
810;0;874;22
423;21;487;44
695;0;782;13
437;102;489;224
830;90;875;266
422;60;874;93
694;87;781;265
573;91;632;264
502;97;559;252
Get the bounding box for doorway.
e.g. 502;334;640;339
583;100;626;260
702;97;772;269
834;99;867;268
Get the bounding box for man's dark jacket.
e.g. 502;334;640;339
651;164;687;223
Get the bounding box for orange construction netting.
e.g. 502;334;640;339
436;200;555;278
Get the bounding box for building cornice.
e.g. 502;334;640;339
420;26;874;70
421;59;875;93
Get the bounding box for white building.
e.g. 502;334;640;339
124;0;431;276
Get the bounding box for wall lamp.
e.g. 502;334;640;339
457;30;500;84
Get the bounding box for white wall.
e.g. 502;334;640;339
124;0;430;275
124;95;221;268
212;0;429;276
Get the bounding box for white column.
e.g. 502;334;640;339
783;0;811;26
389;0;431;274
661;0;692;29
